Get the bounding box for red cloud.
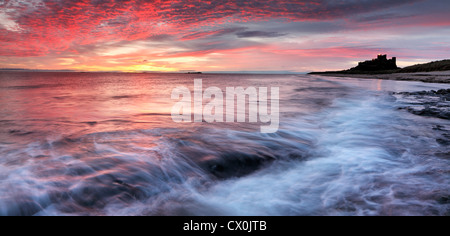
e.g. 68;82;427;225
2;0;448;73
1;0;425;57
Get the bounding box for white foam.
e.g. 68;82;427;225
178;91;449;216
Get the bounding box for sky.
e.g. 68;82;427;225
0;0;449;73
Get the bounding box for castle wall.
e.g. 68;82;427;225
351;55;398;71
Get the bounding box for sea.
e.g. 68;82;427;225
0;71;449;216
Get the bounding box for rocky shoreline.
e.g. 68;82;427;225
394;89;450;157
395;89;450;120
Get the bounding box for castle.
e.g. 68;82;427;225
351;54;399;71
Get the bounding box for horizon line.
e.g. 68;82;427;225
0;68;309;74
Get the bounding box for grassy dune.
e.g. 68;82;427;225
398;60;450;73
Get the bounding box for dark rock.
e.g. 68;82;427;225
203;152;275;179
435;152;450;159
396;89;450;97
433;125;447;131
397;89;450;120
437;89;450;95
438;196;450;204
436;139;450;146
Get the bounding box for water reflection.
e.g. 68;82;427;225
0;72;449;216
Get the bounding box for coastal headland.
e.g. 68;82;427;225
310;55;450;83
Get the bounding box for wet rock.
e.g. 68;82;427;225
396;89;450;97
406;107;450;120
433;125;447;131
203;152;276;179
437;89;450;95
435;152;450;159
438;196;450;204
436;138;450;146
395;89;450;120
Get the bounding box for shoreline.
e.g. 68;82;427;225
311;71;450;84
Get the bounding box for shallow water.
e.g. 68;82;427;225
0;71;449;216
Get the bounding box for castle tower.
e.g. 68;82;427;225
377;54;387;61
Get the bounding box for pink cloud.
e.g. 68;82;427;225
0;0;448;71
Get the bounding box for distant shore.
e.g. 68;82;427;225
311;71;450;84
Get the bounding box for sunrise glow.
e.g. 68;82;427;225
1;0;450;72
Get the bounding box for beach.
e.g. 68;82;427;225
314;71;450;84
